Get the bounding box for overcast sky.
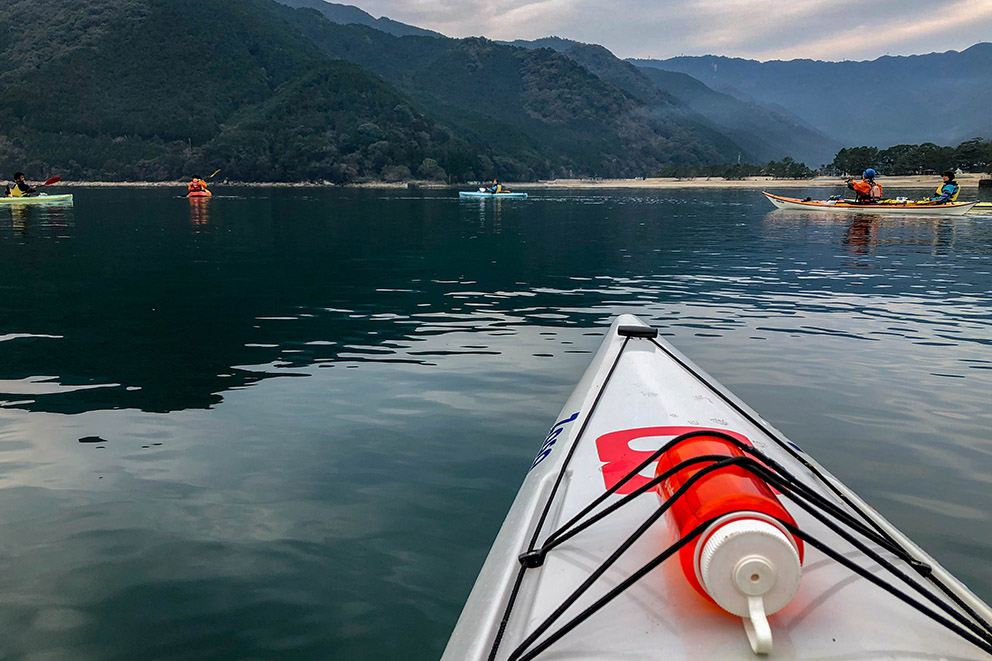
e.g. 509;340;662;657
354;0;992;61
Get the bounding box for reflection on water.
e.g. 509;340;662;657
5;203;74;240
189;196;211;228
0;187;991;659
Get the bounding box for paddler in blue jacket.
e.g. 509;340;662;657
927;171;960;204
487;179;503;194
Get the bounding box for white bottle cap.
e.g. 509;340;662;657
698;513;802;654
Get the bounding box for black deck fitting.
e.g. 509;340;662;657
518;550;546;568
617;325;658;339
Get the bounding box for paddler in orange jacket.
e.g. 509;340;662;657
188;176;209;194
846;169;883;203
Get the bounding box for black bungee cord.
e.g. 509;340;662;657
487;327;992;661
504;441;992;661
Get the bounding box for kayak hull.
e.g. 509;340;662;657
764;191;978;215
459;191;528;198
0;194;73;205
444;314;992;660
187;191;212;198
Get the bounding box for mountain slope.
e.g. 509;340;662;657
278;9;747;177
0;0;475;181
636;67;841;166
273;0;442;38
630;44;992;149
509;37;840;165
0;0;751;182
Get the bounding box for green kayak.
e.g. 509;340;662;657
0;194;73;205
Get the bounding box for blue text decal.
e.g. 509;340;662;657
531;412;580;469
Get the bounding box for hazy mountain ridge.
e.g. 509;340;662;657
507;37;840;165
630;43;992;149
273;0;443;38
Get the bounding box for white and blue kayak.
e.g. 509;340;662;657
459;190;528;198
444;314;992;660
764;191;977;216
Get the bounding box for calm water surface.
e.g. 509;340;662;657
1;187;992;659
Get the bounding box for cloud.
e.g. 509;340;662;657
349;0;992;61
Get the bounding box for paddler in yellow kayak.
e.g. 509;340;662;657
924;171;960;204
4;172;38;198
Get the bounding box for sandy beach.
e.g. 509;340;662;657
510;173;990;190
57;173;990;190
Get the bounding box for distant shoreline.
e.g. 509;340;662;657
56;174;989;190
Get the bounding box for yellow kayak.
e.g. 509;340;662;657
0;194;73;205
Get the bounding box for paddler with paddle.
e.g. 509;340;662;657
846;168;883;203
3;172;62;197
187;169;220;196
188;175;210;195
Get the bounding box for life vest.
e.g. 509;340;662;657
9;182;27;197
935;182;959;202
869;181;883;200
188;179;206;192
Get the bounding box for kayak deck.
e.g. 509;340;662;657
444;315;992;660
764;191;978;215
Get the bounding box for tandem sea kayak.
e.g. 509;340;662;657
764;191;978;216
443;314;992;660
0;193;73;205
459;191;528;198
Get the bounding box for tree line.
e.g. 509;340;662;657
653;157;817;180
652;138;991;180
827;138;991;176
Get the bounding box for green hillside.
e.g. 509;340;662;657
281;10;746;177
0;0;747;182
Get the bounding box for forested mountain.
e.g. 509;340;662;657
274;0;442;38
0;0;749;182
278;9;746;178
508;38;840;166
0;0;475;181
630;44;992;149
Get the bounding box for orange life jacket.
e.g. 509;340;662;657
188;179;207;192
850;179;882;201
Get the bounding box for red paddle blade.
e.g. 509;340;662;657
43;177;62;186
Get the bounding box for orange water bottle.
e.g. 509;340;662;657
656;433;803;654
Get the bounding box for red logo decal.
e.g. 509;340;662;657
595;426;749;494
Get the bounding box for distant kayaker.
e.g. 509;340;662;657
846;169;883;203
7;172;37;198
487;179;503;194
927;171;960;204
188;176;209;194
